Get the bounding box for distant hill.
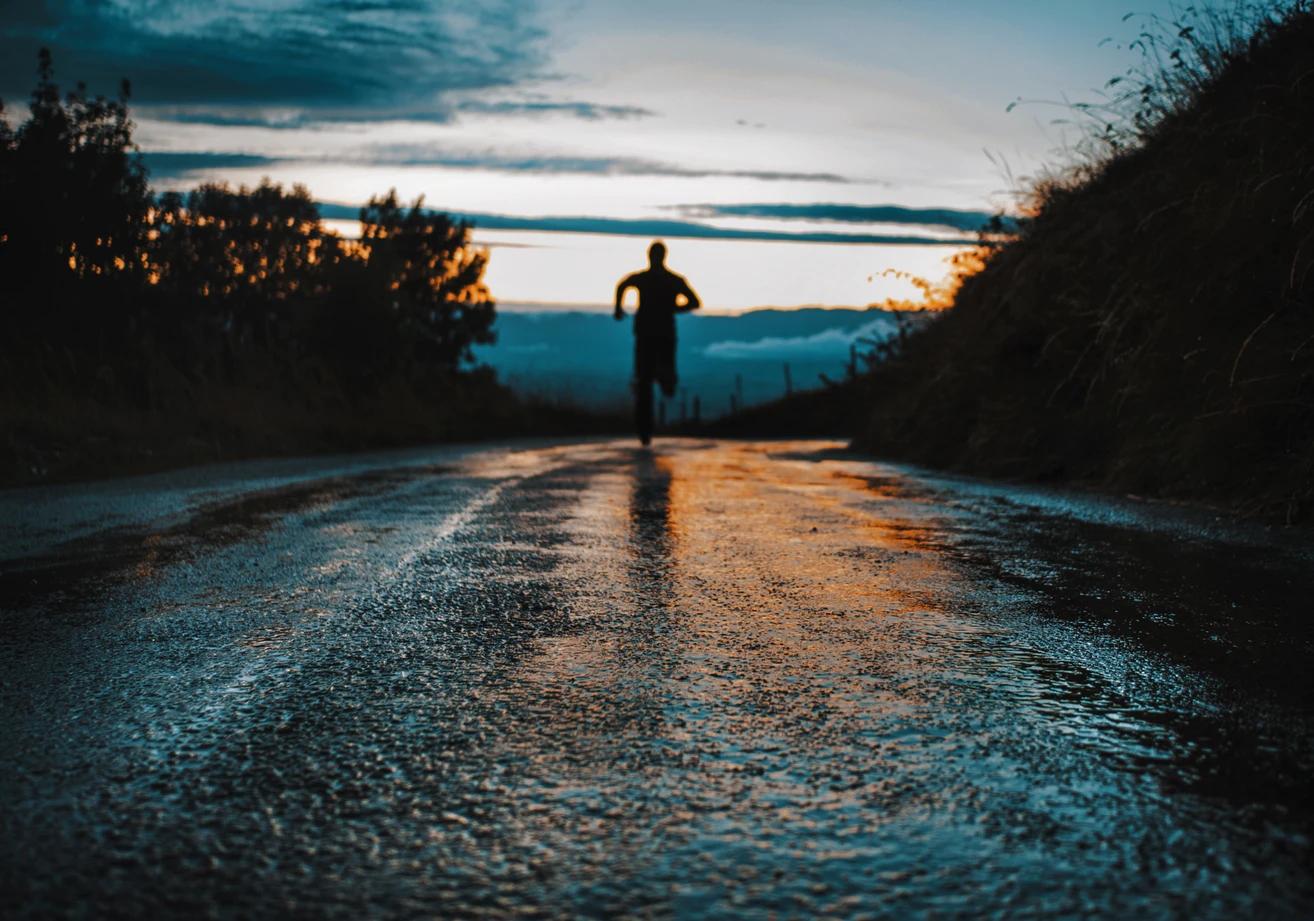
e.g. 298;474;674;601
476;307;915;417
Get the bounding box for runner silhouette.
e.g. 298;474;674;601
614;241;701;445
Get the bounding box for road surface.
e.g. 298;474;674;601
2;439;1312;918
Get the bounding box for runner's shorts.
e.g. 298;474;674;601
635;336;677;396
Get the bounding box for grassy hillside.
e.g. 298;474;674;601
851;3;1314;521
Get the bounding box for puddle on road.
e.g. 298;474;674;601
478;441;1314;916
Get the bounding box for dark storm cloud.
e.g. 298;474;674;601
676;203;1012;232
0;0;547;119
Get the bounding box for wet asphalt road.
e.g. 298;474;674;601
2;438;1313;918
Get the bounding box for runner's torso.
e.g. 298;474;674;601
625;268;690;338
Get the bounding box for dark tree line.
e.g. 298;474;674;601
1;51;496;409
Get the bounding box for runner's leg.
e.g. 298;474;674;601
635;339;654;445
657;337;677;398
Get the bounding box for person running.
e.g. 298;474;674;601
614;241;701;445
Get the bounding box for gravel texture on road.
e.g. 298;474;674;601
2;439;1312;918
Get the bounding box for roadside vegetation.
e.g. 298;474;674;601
729;2;1313;521
0;51;617;485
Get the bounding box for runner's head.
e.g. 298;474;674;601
648;240;666;268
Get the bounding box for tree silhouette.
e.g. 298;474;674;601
1;50;498;404
359;190;496;368
0;49;149;338
0;47;543;477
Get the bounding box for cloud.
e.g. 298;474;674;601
456;100;656;120
676;203;1012;232
141;144;856;184
703;316;903;362
141;151;281;179
0;0;546;121
365;148;851;179
147;111;328;130
315;203;973;246
147;97;656;129
348;145;854;182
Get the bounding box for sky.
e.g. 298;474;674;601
0;0;1183;310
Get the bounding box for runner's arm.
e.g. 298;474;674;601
676;277;701;313
614;274;638;320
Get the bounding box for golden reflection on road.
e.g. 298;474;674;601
502;440;982;840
